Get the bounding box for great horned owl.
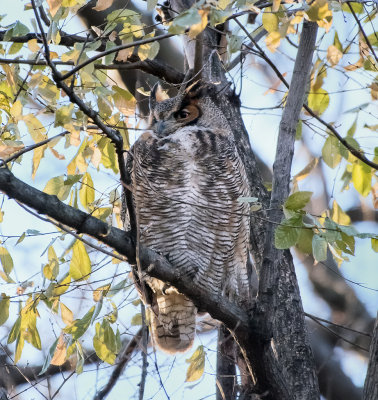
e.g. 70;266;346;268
127;82;251;353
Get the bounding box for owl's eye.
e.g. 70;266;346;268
175;109;190;120
174;105;200;122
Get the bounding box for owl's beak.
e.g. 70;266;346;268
155;121;166;135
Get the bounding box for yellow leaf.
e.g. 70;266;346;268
51;334;67;366
92;0;114;11
10;100;23;120
262;8;278;33
70;240;91;281
307;87;330;115
32;144;48;179
23;114;46;142
47;0;63;17
293;158;319;182
265;31;281;52
352;161;372;197
306;0;333;32
43;176;64;197
53;274;71;296
186;345;205;382
93;284;111;302
61;303;74;325
331;200;351;226
272;0;280;12
188;9;209;39
79;172;95;209
0;247;13;275
28;39;40;52
0;140;24;158
327;45;342;67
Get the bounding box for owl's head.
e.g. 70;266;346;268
148;82;228;136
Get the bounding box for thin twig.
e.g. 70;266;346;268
237;20;378;170
304;312;372;337
58;33;175;81
347;1;378;65
3;131;69;164
306;313;369;352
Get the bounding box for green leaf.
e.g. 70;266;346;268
168;8;201;34
284;191;313;211
323;218;342;242
322;135;341;168
295;228;314;255
312;235;328;262
308;87;330;115
70;240;91;281
55;104;74;127
65;306;95;340
341;2;363;14
274;214;303;249
8;316;21;344
347;117;357;137
0;294;10;326
79;172;95;209
39;337;59;376
93;320;120;364
352;161;372;197
186;345;205;382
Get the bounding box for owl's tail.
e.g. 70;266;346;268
149;291;197;354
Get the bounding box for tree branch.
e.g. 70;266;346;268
58;33;175;82
363;312;378;400
254;19;320;399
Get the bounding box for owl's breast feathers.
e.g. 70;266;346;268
130;126;251;353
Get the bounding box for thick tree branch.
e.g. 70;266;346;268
363;312;378;400
256;20;320;399
0;166;256;347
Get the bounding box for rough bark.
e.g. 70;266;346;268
363;313;378;400
216;326;237;400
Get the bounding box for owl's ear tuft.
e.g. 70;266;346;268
150;83;169;111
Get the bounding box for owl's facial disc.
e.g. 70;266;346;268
151;103;201;136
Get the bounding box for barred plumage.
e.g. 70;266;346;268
128;84;251;353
